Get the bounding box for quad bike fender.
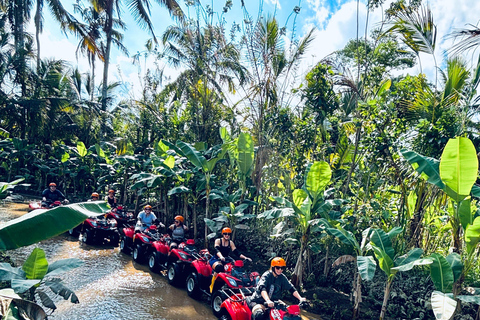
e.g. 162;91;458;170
220;299;251;320
217;273;236;288
123;228;134;239
152;241;169;255
191;260;212;277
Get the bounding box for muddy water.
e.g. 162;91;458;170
1;203;320;320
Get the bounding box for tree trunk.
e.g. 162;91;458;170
193;202;197;240
204;187;210;248
379;278;393;320
101;0;114;113
352;271;362;320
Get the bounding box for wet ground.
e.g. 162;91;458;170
1;202;320;320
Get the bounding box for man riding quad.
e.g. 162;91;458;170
41;183;68;208
247;257;306;320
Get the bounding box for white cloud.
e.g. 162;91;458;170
264;0;282;10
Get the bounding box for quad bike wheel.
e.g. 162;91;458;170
186;272;201;299
211;290;228;317
109;233;120;247
82;229;95;245
218;313;231;320
133;245;144;263
167;263;181;286
148;252;160;273
120;236;131;254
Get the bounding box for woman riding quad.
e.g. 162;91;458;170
41;183;67;208
167;215;188;249
106;189;117;208
208;227;251;293
247;257;306;320
135;205;163;233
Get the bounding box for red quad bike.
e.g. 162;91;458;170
185;257;260;318
130;224;164;263
119;223;136;254
218;298;307;320
106;205;135;231
146;233;172;273
165;239;200;286
81;214;119;246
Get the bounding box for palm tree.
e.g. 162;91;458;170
88;0;183;115
161;14;248;144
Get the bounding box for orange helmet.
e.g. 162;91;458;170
271;257;286;268
174;215;184;223
91;192;99;198
49;183;56;187
222;227;232;234
144;205;152;210
108;189;115;194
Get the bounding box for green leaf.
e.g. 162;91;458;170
370;229;395;260
46;259;83;277
387;226;403;240
167;186;191;196
392;258;433;272
0;202;110;250
440;137;478;202
22;248;48;280
395;247;423;266
237;132;254;177
95;144;106;158
400;149;445;189
446;253;463;283
176;141;207;171
292;189;308;211
305;161;332;199
327;227;359;251
459;198;473;230
11;279;41;294
76;141;87;157
456;295;480;305
371;244;394;276
429;253;454;293
164;155;175;169
375;78;391;97
357;255;376;281
465;216;480;254
0;263;25;280
44;279;79;303
61;152;70;163
431;291;457;320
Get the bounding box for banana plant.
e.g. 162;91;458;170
0;248;82;312
367;228;433;320
258;161;337;287
326;225;376;319
402;137;480;318
162;140;226;247
0;178;24;199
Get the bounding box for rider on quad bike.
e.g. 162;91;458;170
167;215;188;250
135;205;164;233
247;257;306;320
209;227;251;293
41;183;68;208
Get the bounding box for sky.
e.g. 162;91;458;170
30;0;480;101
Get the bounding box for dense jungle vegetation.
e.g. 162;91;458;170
1;0;480;318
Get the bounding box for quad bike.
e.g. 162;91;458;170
81;214;119;246
105;205;135;231
165;238;200;286
119;223;136;254
130;224;164;263
218;296;307;320
184;256;260;317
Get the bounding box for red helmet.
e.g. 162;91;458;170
144;205;152;210
222;227;232;234
49;183;56;187
271;257;286;268
174;215;184;223
91;192;99;198
108;189;115;194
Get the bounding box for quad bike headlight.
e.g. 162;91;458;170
90;220;97;227
178;252;188;260
226;277;237;287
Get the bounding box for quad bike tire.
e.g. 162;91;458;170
133;245;145;263
167;263;182;286
218;313;231;320
211;290;228;318
120;236;131;254
82;229;95;245
186;272;201;299
109;233;120;247
148;252;160;273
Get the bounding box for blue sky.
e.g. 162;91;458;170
31;0;480;99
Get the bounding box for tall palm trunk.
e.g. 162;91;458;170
101;0;114;113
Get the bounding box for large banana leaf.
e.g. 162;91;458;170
429;253;454;293
400;149;445;189
431;291;457;320
465;216;480;254
370;229;395;260
176;140;207;171
440;137;478;202
237;132;254;177
0;202;109;251
305;161;332;199
357;256;376;281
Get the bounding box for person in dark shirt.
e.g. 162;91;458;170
41;183;66;208
106;189;117;208
247;257;306;320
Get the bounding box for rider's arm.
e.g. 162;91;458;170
214;239;225;260
261;290;274;307
293;290;306;302
231;242;251;261
57;190;66;200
